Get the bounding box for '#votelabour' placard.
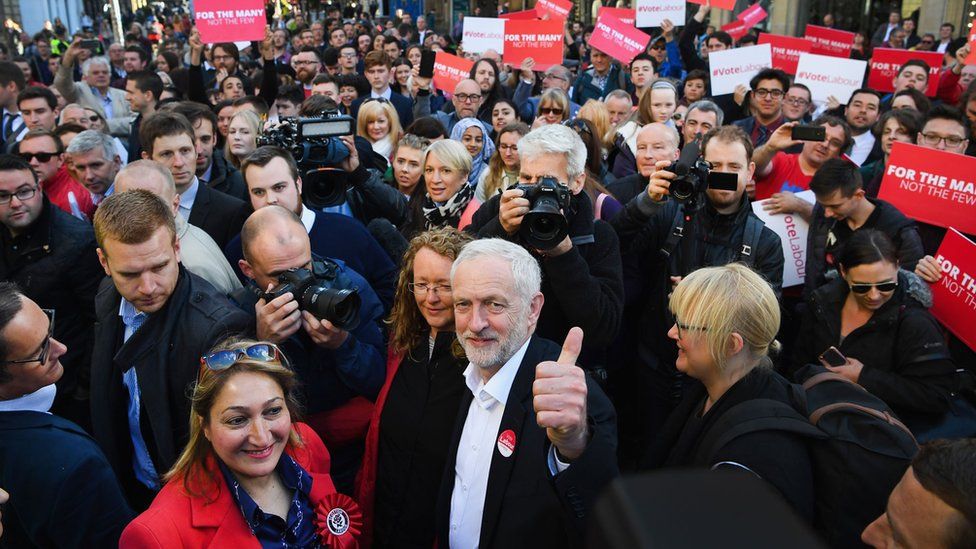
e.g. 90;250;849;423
752;190;815;288
758;33;813;75
194;0;266;43
931;229;976;351
503;19;564;71
794;53;866;104
635;0;684;28
878;142;976;236
708;44;772;96
462;17;505;55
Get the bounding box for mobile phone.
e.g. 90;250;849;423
792;125;826;142
819;346;847;367
80;39;101;53
419;50;436;78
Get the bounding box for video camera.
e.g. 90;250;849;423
665;134;738;208
512;176;573;250
260;260;361;331
257;109;356;209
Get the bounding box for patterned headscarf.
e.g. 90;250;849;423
450;117;496;187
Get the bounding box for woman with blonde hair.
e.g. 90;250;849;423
402;139;479;237
357;98;403;161
476;121;528;202
644;263;814;522
357;227;472;547
578;99;613;149
120;339;360;547
224;109;261;169
536;88;571;126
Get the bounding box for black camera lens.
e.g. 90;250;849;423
303;168;349;209
303;287;361;330
522;195;569;250
669;177;696;202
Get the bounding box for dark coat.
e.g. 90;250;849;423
205;153;249;202
351;91;415;129
804;198;924;295
572;64;627;105
342;164;410;229
793;271;957;421
187;180;249;250
0;410;134;548
89;266;252;503
466;191;624;370
0;199;102;427
435;336;619;549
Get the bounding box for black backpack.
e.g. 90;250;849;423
694;364;918;548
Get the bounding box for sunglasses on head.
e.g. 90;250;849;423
19;152;59;163
200;343;286;374
849;281;898;294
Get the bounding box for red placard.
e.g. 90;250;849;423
758;33;813;74
433;52;474;95
688;0;736;10
803;24;855;58
598;7;636;27
721;20;749;41
738;3;767;27
966;26;976;65
930;229;976;352
878;142;976;236
194;0;266;44
590;14;651;65
535;0;573;20
867;48;944;97
503;19;565;71
500;9;538;20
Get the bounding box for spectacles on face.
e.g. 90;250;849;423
19;152;58;163
455;93;482;103
0;185;37;205
293;60;319;66
784;97;810;106
753;88;784;99
675;320;707;339
200;343;286;373
340;52;357;58
5;309;55;365
849;281;898;294
408;282;452;297
919;133;966;147
543;73;567;82
499;144;518;152
540;106;564;116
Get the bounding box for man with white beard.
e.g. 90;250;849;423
437;238;618;549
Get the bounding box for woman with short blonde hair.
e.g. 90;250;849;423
402;140;478;237
357;98;403;160
536;88;571;125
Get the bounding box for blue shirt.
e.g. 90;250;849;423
218;453;319;548
178;177;200;222
119;299;161;491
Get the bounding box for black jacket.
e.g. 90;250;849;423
205;153;249;202
804;198;924;294
351;91;415;129
792;271;957;421
466;191;624;370
435;336;619;549
343;164;410;228
644;367;814;522
611;192;783;374
89;267;252;504
188;180;249;250
0;199;102;428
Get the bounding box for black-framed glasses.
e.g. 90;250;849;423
19;152;59;163
200;343;285;373
6;309;55;365
675;320;707;339
919;133;966;147
0;185;38;205
543;72;567;81
849;281;898;294
407;282;452;297
455;93;482;103
784;97;810;106
753;88;785;99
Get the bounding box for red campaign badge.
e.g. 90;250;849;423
497;429;516;458
314;492;363;548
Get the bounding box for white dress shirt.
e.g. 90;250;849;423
449;338;531;549
0;384;56;412
849;131;876;166
177;176;201;222
299;205;316;233
371;87;393;100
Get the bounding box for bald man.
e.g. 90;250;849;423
114;160;241;295
607;123;682;206
412;78;483;134
232;205;386;494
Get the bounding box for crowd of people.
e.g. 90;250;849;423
1;2;976;548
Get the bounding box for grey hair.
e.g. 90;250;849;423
65;129;116;161
81;56;111;77
450;238;541;308
686;99;725;127
517;124;587;181
605;89;633;105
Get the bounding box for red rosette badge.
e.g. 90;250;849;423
314;492;363;548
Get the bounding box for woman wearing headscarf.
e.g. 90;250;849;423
449;117;495;189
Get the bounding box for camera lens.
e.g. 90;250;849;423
521;195;568;250
669;177;694;202
304;287;361;330
303;168;349;209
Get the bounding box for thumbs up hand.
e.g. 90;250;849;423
533;327;589;461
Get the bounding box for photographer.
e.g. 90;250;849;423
610;125;784;444
466;124;624;372
234;205;386;493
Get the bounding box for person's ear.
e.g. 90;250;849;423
239;259;255;281
96;247;111;276
727;332;745;357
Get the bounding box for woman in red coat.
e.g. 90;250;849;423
357;227;473;547
120;340;361;548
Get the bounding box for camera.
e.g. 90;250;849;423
261;260;361;331
257;109;356;209
512;176;573;250
664;133;739;207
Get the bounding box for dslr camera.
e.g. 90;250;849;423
261;260;361;331
664;133;738;207
258;109;356;209
512;176;573;250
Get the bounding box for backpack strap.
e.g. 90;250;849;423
659;206;687;261
694;398;827;466
737;215;763;266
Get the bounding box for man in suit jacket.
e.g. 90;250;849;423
350;50;414;128
53;39;132;137
439;239;618;549
140;110;248;249
90;190;251;509
0;284;134;546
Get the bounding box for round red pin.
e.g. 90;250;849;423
497;429;516;458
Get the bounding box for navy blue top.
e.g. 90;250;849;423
219;454;320;548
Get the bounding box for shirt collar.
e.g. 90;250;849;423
180;177;201;211
463;337;532;408
371;87;392;100
200;162;214;184
0;383;56;413
118;297;147;325
218;452;312;530
299;205;315;233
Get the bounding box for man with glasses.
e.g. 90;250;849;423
783;84;814;123
338;44;359;76
916;33;937;51
0;284;134;547
414;77;483;135
19;128;94;218
352;50;413;128
291;47;322;98
512;61;581;125
733;68;790;148
0;154;101;429
90;189;250;509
